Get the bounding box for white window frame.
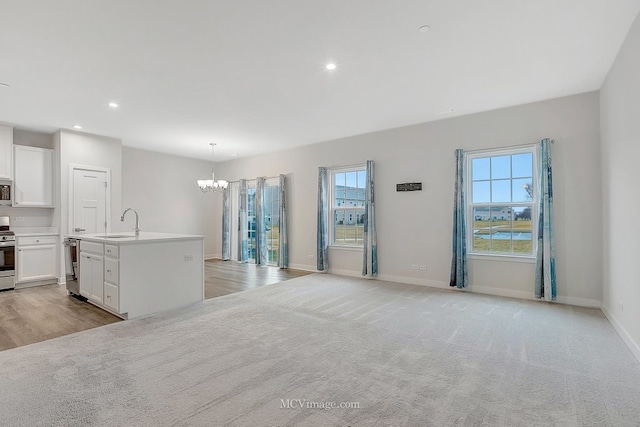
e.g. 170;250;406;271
466;146;538;259
329;164;366;248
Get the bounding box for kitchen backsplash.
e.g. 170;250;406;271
0;207;55;227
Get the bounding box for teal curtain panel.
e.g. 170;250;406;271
535;138;556;301
255;177;268;265
450;149;468;288
277;174;288;269
317;167;329;272
238;179;249;263
221;186;230;261
363;160;378;277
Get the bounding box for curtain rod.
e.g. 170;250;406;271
223;175;285;184
323;161;368;170
464;139;554;155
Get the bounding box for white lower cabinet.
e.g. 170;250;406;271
103;250;119;311
16;236;57;284
79;252;104;304
79;240;119;313
104;282;119;311
79;241;104;304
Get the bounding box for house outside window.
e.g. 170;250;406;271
467;147;537;256
330;166;366;246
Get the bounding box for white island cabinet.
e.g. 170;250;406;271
77;232;204;319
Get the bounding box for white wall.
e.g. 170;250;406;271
13;129;54;150
57;129;123;236
121;147;217;258
600;13;640;361
214;92;602;305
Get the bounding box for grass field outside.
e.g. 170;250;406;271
473;219;532;254
334;224;364;245
247;226;281;263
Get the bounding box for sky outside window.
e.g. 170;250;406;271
472;153;533;202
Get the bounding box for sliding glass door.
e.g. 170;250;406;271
231;178;281;266
264;179;280;265
247;184;256;262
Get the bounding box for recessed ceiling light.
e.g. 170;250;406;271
418;25;431;33
326;63;337;71
435;108;455;115
0;83;9;88
73;124;82;130
108;102;119;108
231;153;239;157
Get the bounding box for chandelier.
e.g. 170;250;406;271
197;143;228;192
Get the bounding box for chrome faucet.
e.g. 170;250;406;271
121;208;140;237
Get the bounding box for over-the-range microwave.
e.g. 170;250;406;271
0;181;12;206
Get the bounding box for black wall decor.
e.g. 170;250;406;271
396;182;422;192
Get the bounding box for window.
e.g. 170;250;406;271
331;166;366;246
467;147;537;256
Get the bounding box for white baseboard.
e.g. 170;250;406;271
464;285;600;308
465;284;533;301
324;269;602;309
556;295;601;308
601;305;640;364
376;273;449;289
327;267;361;278
15;278;59;289
205;253;221;260
288;263;318;273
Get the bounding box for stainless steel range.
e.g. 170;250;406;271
0;216;15;291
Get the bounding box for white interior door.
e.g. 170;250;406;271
73;169;107;235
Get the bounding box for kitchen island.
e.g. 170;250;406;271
73;232;204;319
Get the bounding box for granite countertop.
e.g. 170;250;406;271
68;232;205;244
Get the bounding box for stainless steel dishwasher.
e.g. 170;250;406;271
63;237;80;295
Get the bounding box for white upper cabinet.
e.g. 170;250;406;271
13;145;54;207
0;124;13;180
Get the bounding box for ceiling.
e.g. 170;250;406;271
1;1;639;161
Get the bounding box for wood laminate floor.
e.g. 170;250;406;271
204;259;312;299
0;261;312;352
0;283;122;352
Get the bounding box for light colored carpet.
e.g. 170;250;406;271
0;274;639;426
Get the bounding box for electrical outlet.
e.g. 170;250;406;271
308;254;315;260
411;264;419;270
14;217;24;221
184;254;194;262
419;265;427;271
619;301;624;312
